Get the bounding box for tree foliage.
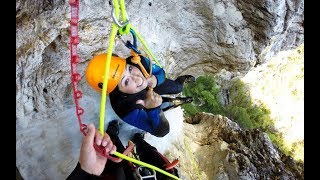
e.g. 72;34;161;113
181;75;287;155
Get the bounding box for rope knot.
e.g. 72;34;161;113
130;50;150;78
118;23;131;35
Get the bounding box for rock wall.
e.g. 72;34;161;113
176;113;303;179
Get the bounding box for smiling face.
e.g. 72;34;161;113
118;64;148;94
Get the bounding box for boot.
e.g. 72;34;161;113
106;120;120;136
131;132;146;144
175;75;195;84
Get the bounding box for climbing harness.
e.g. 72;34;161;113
128;146;179;180
118;30;152;78
134;166;157;180
114;150;179;180
69;0;180;179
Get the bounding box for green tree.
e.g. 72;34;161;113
181;75;287;156
182;75;224;116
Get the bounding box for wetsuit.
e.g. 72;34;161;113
109;55;184;137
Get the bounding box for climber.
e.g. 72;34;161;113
85;53;194;137
67;121;179;180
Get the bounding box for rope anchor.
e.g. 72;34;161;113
112;11;129;27
111;5;129;27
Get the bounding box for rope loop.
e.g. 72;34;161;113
71;55;80;63
69;0;79;6
76;107;84;116
70;19;78;25
72;73;81;82
74;90;82;99
71;36;80;45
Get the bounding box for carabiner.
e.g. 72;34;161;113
111;6;130;27
134;166;157;180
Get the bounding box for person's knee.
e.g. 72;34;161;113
154;126;170;137
153;111;170;137
154;122;169;137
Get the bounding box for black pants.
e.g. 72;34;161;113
102;130;136;180
133;137;178;180
154;78;183;95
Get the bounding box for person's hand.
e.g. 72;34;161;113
136;88;162;109
146;75;157;88
79;123;117;176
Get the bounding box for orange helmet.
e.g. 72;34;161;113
85;53;126;93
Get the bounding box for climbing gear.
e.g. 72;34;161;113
117;29;152;79
69;1;180;179
126;30;152;78
130;50;151;78
134;166;157;180
85;53;126;93
99;0;165;133
152;149;179;172
68;0;134;163
130;132;179;178
112;7;129;28
161;96;194;111
172;97;193;105
114;151;180;180
69;0;86;136
172;96;194;106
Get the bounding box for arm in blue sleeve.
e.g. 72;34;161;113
151;64;165;86
141;56;165;86
122;108;161;134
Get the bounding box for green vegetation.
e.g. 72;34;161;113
182;75;224;117
226;79;274;130
181;75;289;155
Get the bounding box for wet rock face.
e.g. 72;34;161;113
16;0;303;179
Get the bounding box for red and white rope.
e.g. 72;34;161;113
68;0;134;161
69;0;87;135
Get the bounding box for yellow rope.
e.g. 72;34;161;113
184;136;201;180
99;24;118;134
99;0;120;134
119;0;127;22
130;26;162;68
99;2;179;179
